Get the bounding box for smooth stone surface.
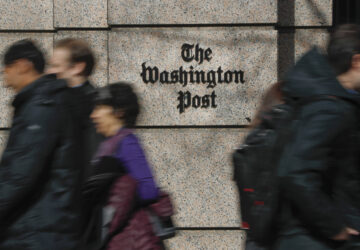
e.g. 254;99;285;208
109;28;277;126
55;31;108;87
164;230;246;250
54;0;108;28
108;0;277;24
0;0;53;30
0;33;54;128
279;0;332;26
136;128;246;227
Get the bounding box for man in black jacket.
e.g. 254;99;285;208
47;39;102;247
47;38;101;181
275;24;360;249
0;40;82;249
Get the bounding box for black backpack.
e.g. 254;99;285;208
232;96;338;247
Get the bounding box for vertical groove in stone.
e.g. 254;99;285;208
52;0;55;30
107;30;110;85
107;0;110;27
277;1;295;80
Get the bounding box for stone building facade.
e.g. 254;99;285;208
0;0;333;249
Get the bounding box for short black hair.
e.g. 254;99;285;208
327;24;360;75
3;39;45;73
94;82;140;127
55;38;95;77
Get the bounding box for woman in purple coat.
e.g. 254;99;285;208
89;82;171;250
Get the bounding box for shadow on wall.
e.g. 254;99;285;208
278;0;331;79
293;0;331;59
305;0;331;26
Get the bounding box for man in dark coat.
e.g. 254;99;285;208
275;24;360;249
47;38;102;182
47;39;103;247
0;40;82;249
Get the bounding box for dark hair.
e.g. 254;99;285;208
95;82;140;127
251;81;284;127
55;38;95;77
3;39;45;73
327;24;360;75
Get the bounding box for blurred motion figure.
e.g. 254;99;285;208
48;38;101;181
83;82;173;250
0;40;82;249
274;24;360;250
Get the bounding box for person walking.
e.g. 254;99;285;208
274;24;360;250
0;39;82;249
86;82;172;250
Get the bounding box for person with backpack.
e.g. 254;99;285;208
274;24;360;249
233;81;287;250
83;82;174;250
234;24;360;250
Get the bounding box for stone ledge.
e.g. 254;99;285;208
0;0;53;30
54;0;108;28
108;0;277;25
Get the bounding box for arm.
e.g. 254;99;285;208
116;134;158;202
107;175;137;233
278;99;348;238
0;101;61;221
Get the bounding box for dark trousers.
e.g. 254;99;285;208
273;234;360;250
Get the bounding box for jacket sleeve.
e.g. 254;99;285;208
278;99;348;238
0;101;63;221
107;175;137;233
116;135;158;202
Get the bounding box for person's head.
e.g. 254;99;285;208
47;38;95;86
2;39;45;92
327;24;360;88
91;82;140;137
251;81;284;128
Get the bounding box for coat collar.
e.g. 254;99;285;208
12;76;44;109
12;75;67;109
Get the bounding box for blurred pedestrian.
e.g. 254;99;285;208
83;82;173;250
274;24;360;250
47;38;102;181
0;40;82;249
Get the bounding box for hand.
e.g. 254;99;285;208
332;227;360;241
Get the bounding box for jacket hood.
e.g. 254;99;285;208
283;47;360;104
